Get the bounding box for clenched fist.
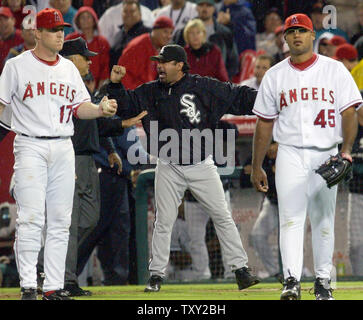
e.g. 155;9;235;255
99;96;117;117
111;65;126;83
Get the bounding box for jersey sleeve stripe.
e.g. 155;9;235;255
252;109;279;119
72;98;92;119
339;99;363;113
70;98;91;107
356;102;363;111
0;97;11;105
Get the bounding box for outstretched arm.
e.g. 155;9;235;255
76;96;117;119
97;111;148;137
201;77;258;121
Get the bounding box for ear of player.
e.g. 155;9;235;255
315;152;353;189
99;96;117;117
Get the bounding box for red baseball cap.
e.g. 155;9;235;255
335;43;358;61
36;8;72;29
0;6;14;18
153;16;174;30
327;35;346;46
284;13;313;32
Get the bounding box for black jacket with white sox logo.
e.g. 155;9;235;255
108;73;257;164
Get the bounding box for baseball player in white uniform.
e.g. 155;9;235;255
251;14;362;300
0;8;117;300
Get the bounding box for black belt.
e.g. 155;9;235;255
19;133;62;139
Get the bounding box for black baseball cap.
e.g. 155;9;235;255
196;0;215;5
60;37;98;57
150;44;187;63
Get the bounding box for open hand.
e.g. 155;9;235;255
122;110;148;128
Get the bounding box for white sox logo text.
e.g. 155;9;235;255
180;94;201;124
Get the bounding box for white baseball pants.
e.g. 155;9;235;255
275;144;338;281
12;135;75;291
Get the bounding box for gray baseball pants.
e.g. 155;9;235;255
148;157;249;278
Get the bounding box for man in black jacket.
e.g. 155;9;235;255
173;0;239;80
108;44;260;292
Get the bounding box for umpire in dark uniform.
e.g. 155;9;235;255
108;44;260;292
76;124;149;285
37;37;147;297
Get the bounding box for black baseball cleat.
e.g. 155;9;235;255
280;277;301;300
42;289;73;300
235;267;260;290
21;288;38;300
64;283;92;297
144;275;163;292
314;278;334;300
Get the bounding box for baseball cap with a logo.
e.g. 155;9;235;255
0;6;14;18
36;8;72;29
284;13;313;32
150;44;187;63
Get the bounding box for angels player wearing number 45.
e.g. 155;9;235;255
0;8;117;300
251;13;362;300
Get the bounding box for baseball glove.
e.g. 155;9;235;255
315;152;353;189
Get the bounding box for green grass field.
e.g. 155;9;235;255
1;282;363;300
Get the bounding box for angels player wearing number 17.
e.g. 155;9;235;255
251;14;362;300
0;8;117;300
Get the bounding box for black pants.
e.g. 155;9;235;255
77;169;130;285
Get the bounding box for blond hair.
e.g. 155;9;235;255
183;19;207;45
